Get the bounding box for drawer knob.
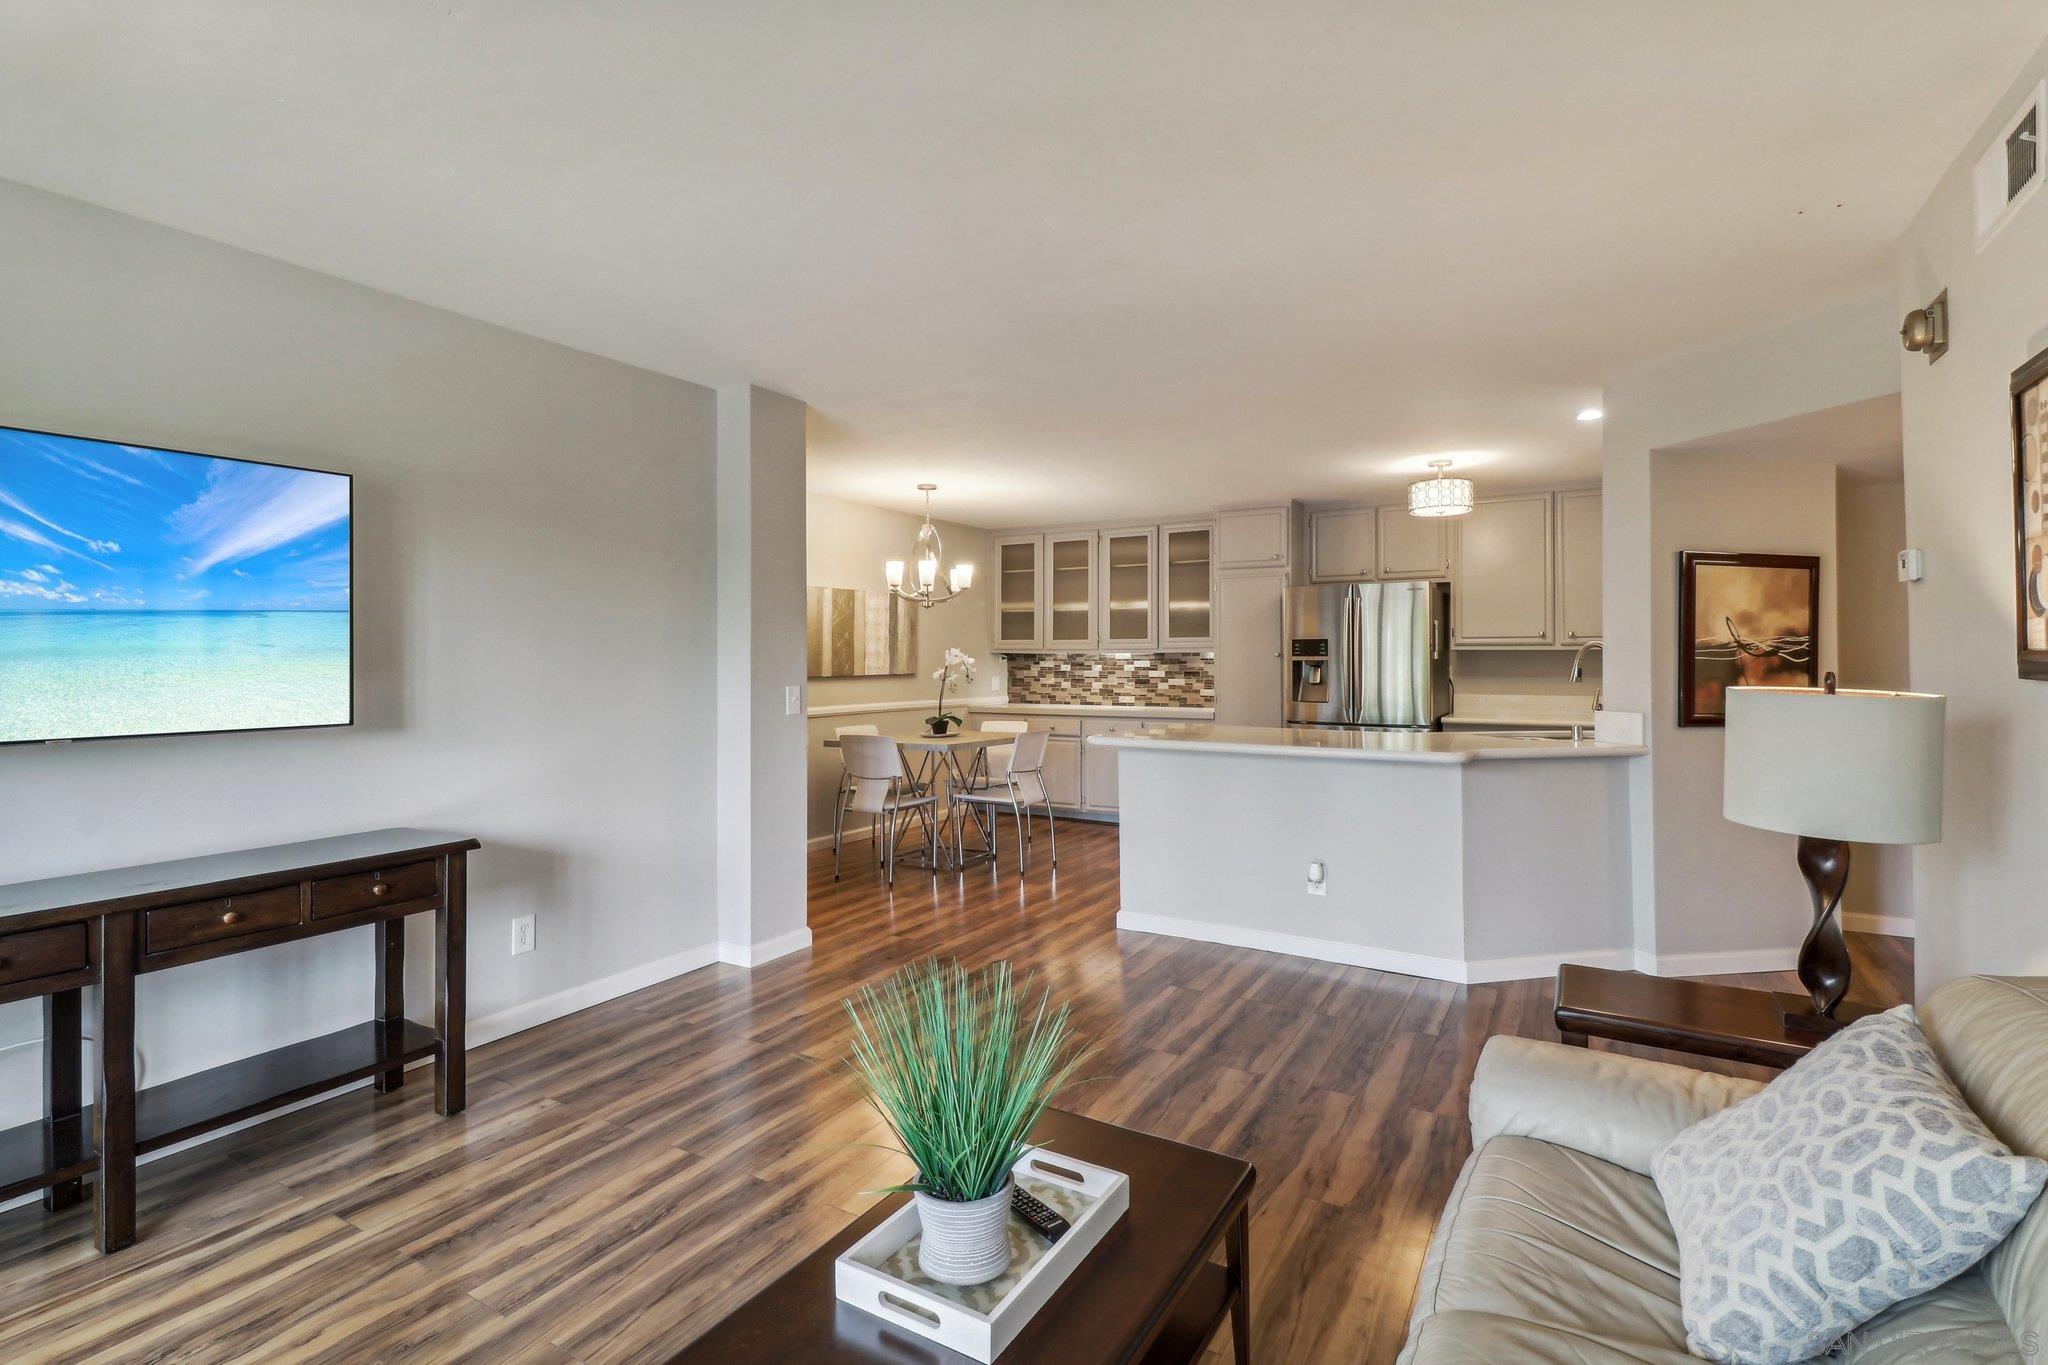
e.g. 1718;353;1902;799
372;882;389;897
222;911;241;925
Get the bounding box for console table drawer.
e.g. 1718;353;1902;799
145;887;303;957
0;922;90;988
310;860;439;920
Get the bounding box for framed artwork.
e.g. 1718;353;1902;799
2013;344;2048;679
1677;551;1821;727
806;585;918;679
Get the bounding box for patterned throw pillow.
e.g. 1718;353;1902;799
1651;1006;2046;1364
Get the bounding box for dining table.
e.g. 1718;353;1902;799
821;727;1013;871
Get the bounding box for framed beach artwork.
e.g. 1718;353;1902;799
1677;551;1820;727
806;585;917;679
2013;343;2048;680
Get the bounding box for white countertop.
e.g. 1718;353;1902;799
969;700;1215;720
1088;723;1645;763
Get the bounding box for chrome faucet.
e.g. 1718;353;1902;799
1569;639;1604;741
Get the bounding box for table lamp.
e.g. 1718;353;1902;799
1723;676;1945;1033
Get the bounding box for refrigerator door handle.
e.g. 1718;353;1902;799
1352;585;1369;725
1346;586;1362;725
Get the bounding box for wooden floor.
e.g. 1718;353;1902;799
0;821;1911;1364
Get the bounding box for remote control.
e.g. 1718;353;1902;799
1011;1185;1071;1243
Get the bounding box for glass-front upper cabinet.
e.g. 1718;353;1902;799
1098;526;1158;650
1160;520;1215;649
1046;532;1097;649
994;534;1043;650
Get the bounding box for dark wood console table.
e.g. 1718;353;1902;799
0;828;479;1253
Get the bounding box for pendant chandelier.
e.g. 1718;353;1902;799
1408;459;1474;517
885;484;975;608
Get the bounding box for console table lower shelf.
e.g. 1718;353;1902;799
0;1020;440;1204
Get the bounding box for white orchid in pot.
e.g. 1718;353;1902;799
842;959;1090;1286
926;647;976;736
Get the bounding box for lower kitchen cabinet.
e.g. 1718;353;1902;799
1041;734;1083;808
1081;718;1128;813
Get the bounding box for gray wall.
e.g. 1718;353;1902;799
1602;295;1900;971
1647;451;1840;961
0;178;721;1122
1835;478;1913;932
1898;31;2048;991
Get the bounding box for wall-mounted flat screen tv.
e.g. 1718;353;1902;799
0;424;351;745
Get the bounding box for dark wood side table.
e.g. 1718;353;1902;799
673;1108;1255;1364
0;828;478;1253
1553;963;1881;1070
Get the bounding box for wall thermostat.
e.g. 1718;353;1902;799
1897;548;1925;583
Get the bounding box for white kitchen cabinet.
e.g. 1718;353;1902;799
1452;493;1554;646
1216;506;1292;571
1045;532;1097;649
1215;571;1287;726
1042;734;1083;808
1081;718;1129;812
1555;490;1602;643
994;535;1044;651
1159;521;1215;649
1377;504;1451;579
1098;526;1158;649
1308;508;1377;582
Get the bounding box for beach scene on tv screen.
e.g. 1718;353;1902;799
0;427;351;743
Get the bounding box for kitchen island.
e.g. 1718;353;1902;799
1092;724;1646;984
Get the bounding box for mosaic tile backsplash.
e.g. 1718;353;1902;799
1001;652;1215;707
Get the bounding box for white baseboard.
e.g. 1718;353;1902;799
718;927;814;968
1465;948;1634;984
1842;912;1914;938
1633;947;1799;978
468;942;724;1047
1114;911;1627;985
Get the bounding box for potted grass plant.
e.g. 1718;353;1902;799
842;958;1089;1286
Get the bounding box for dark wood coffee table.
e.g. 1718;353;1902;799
670;1108;1254;1364
1553;964;1881;1070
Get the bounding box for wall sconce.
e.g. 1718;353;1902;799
1900;290;1948;363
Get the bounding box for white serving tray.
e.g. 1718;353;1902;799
834;1149;1131;1362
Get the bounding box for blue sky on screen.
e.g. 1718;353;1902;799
0;428;350;612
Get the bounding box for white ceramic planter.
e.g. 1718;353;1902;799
914;1182;1014;1285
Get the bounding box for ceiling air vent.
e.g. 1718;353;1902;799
1975;81;2045;249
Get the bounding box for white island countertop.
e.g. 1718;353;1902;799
1090;723;1644;763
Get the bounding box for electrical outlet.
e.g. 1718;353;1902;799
785;684;803;716
511;914;536;955
1306;860;1328;896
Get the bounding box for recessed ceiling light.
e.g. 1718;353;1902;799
1576;408;1604;422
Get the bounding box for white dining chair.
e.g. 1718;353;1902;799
829;724;880;877
973;717;1030;786
951;728;1057;873
838;733;940;886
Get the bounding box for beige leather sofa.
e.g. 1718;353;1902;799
1398;976;2048;1363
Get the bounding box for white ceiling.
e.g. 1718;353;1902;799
1663;394;1904;484
0;3;2038;527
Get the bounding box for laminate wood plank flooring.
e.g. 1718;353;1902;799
0;821;1911;1363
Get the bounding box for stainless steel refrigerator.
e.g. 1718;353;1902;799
1282;581;1453;729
